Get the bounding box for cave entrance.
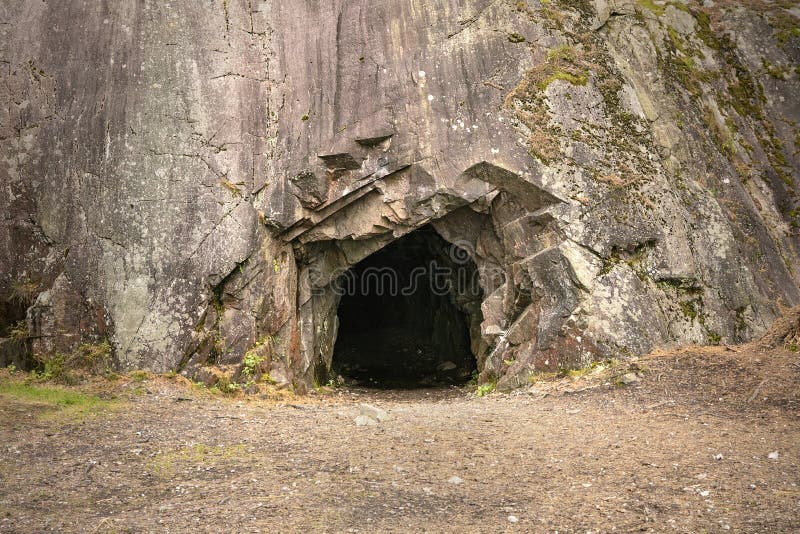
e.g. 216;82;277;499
331;226;479;388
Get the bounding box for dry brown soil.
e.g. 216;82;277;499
1;343;798;533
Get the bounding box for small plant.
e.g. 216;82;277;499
10;278;39;305
467;370;480;386
219;178;242;197
34;353;70;383
129;370;149;382
73;341;113;373
476;382;496;397
325;375;343;388
30;340;113;384
8;321;29;342
241;351;265;381
240;336;273;384
217;380;241;394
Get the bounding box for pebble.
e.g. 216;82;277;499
437;361;457;371
359;404;390;422
354;415;376;426
619;373;640;385
768;451;779;460
507;515;519;523
447;476;464;485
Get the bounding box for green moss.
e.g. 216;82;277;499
706;331;721;345
681;300;698;320
538;70;589;90
637;0;666;16
769;10;800;48
598;255;621;276
694;9;717;50
656;278;703;295
762;58;790;79
546;45;576;62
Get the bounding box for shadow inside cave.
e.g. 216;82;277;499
331;226;479;389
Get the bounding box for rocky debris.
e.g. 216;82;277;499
447;476;464;485
768;451;779;460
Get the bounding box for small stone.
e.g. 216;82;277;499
767;451;779;460
436;361;457;371
447;476;463;485
354;415;376;426
619;372;640;385
359;403;390;422
699;490;710;497
713;453;724;460
507;515;519;523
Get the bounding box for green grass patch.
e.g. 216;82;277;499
0;381;115;421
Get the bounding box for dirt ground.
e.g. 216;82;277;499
0;340;798;533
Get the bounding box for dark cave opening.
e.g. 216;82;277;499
331;226;479;388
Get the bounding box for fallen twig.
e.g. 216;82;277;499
644;399;674;410
747;379;767;403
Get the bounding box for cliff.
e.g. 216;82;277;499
1;0;798;390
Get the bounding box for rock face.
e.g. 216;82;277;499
1;0;798;390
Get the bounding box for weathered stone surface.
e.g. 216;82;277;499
1;0;798;389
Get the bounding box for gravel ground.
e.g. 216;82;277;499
0;343;798;533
